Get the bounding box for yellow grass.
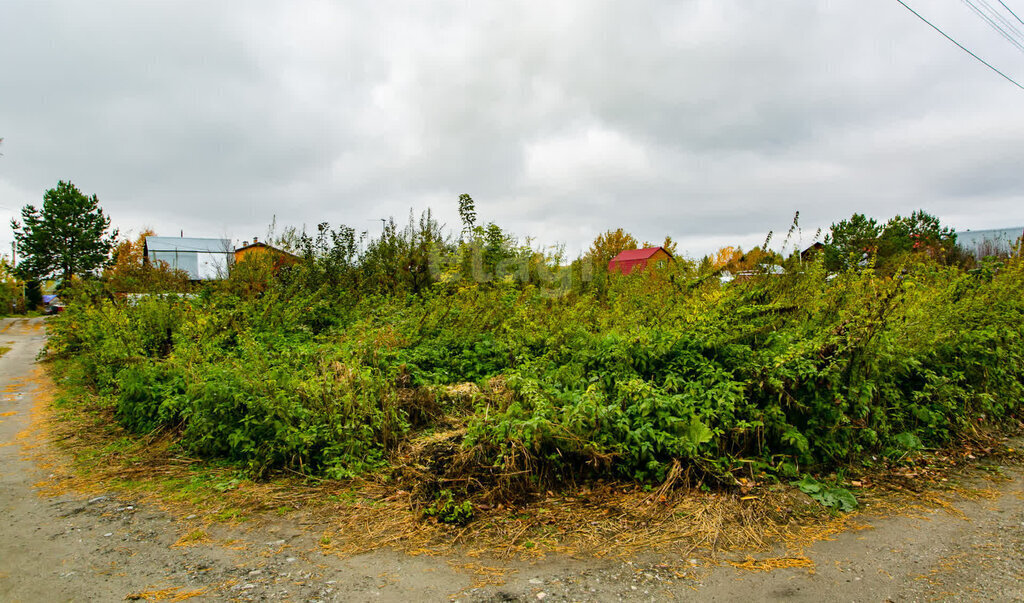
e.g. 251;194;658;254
124;586;209;601
728;555;815;572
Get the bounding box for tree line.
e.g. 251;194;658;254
3;180;997;310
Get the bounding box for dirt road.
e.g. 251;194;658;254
1;316;1022;601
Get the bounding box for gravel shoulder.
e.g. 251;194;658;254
1;316;1021;602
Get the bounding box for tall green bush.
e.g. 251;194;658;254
46;237;1024;490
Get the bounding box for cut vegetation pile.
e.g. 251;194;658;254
45;239;1024;523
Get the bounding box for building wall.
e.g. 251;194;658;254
149;250;230;280
233;246;265;264
144;237;233;281
648;248;671;269
233;245;299;269
956;228;1024;259
611;248;672;275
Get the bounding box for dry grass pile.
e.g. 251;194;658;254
728;555;815;572
318;480;861;560
123;586;209;601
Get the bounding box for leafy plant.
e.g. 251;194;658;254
422;489;475;525
792;475;858;512
42;201;1024;504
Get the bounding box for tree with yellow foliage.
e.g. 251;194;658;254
104;230;191;293
709;245;781;274
641;235;678;257
588;228;639;271
711;246;742;270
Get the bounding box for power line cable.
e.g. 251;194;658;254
975;0;1024;46
996;0;1024;25
977;0;1024;37
894;0;1024;91
961;0;1024;54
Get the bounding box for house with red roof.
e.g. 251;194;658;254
607;247;673;275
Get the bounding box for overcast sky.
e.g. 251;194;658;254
2;0;1023;259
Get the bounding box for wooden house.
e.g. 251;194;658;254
233;237;300;270
607;247;673;275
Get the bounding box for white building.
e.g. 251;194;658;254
143;236;233;280
956;228;1024;259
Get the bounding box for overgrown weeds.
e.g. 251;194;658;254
43;250;1024;512
27;363;1023;561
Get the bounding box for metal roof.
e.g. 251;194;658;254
145;236;232;253
234;241;299;257
608;247;673;275
610;247;670;262
955;227;1024;247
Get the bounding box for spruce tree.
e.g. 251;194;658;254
11;180;118;285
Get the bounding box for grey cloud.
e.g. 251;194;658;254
2;0;1023;257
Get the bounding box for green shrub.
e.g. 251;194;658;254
423;489;475;525
45;252;1024;491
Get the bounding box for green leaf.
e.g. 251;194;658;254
894;432;923;451
683;417;714;453
792;475;823;494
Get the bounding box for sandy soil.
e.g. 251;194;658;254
1;316;1021;602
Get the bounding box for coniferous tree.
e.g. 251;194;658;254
11;181;118;284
